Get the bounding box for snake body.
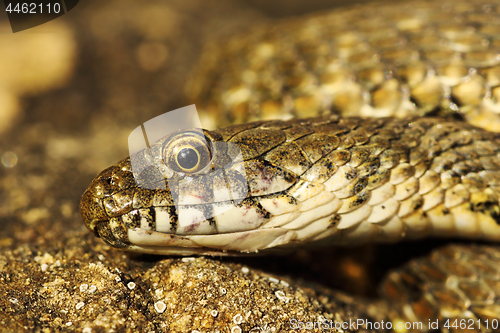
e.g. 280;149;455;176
81;115;500;255
81;0;500;330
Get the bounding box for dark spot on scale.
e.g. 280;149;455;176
168;206;178;233
442;208;450;215
131;210;141;226
470;201;494;213
381;206;385;209
148;207;156;223
354;194;367;205
412;198;424;211
300;159;312;168
287;196;299;205
492;212;500;225
345;170;357;181
422;212;427;218
284;170;296;182
329;215;341;227
470;201;500;225
354;183;365;193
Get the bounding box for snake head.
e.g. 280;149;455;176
80;125;299;255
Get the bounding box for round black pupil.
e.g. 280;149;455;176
177;148;199;170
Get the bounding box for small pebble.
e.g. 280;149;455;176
268;277;279;284
275;290;289;303
154;301;166;314
233;314;243;324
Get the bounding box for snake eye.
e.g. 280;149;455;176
163;132;212;173
176;147;199;170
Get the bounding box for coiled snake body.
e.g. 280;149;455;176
81;1;500;331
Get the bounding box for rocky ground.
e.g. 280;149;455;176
0;0;420;332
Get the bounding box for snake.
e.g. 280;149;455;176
80;0;500;331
